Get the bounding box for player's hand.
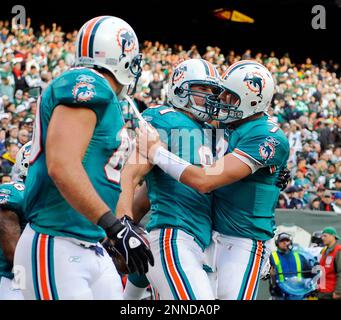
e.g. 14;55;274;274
276;167;291;191
135;121;162;161
98;212;154;275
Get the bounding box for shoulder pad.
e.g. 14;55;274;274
51;68;114;108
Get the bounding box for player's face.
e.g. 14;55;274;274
191;85;214;107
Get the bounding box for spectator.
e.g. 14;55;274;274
319;190;334;212
0;142;18;172
25;65;42;88
310;197;322;210
332;192;341;213
277;193;289;209
317;227;341;300
17;128;29;147
286;186;304;209
7;124;18;144
21;116;34;135
12;62;28;92
335;176;341;191
148;72;163;103
319;119;335;152
0;173;11;184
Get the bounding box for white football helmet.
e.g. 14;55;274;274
15;141;32;180
167;59;222;122
75;16;142;96
208;60;275;123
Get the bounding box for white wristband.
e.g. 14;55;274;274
151;146;192;181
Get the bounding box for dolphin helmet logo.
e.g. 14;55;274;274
244;72;265;99
171;65;187;86
116;28;136;60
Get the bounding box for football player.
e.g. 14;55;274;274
13;16;153;300
116;59;222;299
0;142;31;300
136;60;290;300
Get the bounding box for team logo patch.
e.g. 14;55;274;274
171;65;187;86
243;72;266;99
116;28;136;56
259;136;280;162
72;75;96;103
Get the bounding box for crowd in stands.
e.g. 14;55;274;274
1;19;340;212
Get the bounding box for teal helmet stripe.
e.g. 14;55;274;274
200;59;211;77
88;16;111;58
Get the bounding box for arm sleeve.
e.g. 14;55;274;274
233;129;289;172
51;69;114;121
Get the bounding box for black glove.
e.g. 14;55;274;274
98;211;154;275
276;167;291;191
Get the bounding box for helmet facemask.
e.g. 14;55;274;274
207;88;243;123
173;80;223;122
125;53;143;96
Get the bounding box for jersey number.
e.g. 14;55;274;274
104;128;133;184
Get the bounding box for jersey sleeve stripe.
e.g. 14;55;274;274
233;148;263;166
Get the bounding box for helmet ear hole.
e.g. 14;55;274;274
251;101;257;107
125;62;130;69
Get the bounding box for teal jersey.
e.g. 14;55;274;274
24;67;130;242
213;115;290;241
0;182;25;280
143;106;214;249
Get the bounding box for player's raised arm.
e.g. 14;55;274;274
136;124;251;193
